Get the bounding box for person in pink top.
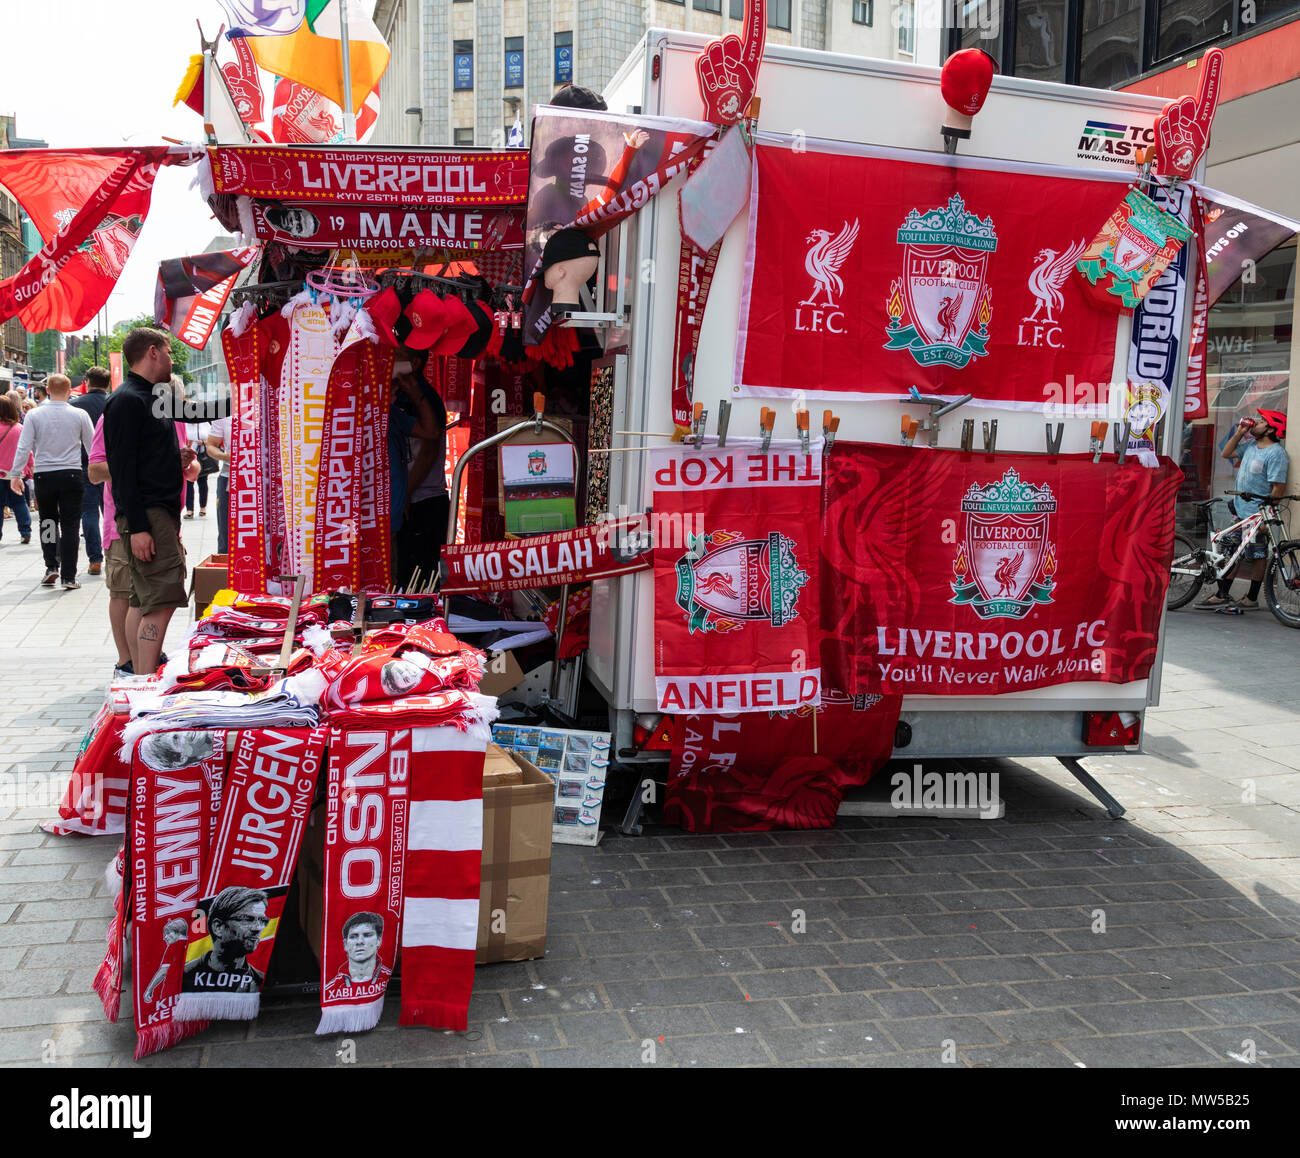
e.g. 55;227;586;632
90;415;198;676
0;393;34;544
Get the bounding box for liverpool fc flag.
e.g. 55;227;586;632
246;0;389;116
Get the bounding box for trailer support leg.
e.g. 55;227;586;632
1058;757;1126;820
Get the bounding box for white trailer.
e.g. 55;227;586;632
578;29;1198;820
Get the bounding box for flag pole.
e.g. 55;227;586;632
338;0;358;143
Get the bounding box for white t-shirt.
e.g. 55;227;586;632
208;415;232;477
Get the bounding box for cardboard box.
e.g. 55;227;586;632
297;747;553;967
478;649;525;698
190;554;229;618
483;742;524;788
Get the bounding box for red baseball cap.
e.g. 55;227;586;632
941;49;996;119
404;288;453;350
429;296;479;356
366;286;402;347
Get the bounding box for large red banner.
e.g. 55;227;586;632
652;440;822;714
823;444;1182;696
208;146;527;206
737;142;1129;410
0;147;172;331
665;689;901;832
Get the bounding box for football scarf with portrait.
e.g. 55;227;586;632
173;726;327;1023
316;726;410;1034
129;731;226;1059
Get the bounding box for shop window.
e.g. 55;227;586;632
730;0;744;17
897;0;915;53
854;0;874;24
1012;0;1065;82
555;31;573;84
769;0;792;29
1154;0;1233;64
695;0;722;10
505;36;523;89
1194;241;1295;509
453;128;474;146
1080;0;1141;89
453;40;474;91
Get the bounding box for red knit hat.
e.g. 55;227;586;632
941;49;996;126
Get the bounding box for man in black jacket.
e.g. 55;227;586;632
72;366;111;576
101;328;191;675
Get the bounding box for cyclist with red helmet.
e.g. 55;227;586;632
1197;407;1289;610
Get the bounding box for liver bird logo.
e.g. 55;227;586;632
994;552;1023;597
936;294;961;344
1024;239;1086;324
801;219;860;308
696;572;737;599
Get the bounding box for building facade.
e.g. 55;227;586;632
371;0;938;149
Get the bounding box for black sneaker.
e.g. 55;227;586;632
63;580;81;591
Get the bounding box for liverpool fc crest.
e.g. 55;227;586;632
676;529;808;634
951;469;1057;620
885;194;997;369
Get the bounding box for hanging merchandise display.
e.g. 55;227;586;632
1198;186;1300;305
822;443;1182;697
40;693;137;837
1075;185;1193;312
155;247;261;349
694;0;765;125
0;146;183;332
173;726;328;1023
522;106;718;341
271;77;380;145
735;139;1127;409
126;731;227;1058
1151;47;1223;181
651;438;822;714
664;689;902;832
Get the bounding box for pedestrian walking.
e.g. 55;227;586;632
0;393;34;545
102;329;193;674
71;366;112;576
182;418;212;518
2;374;93;588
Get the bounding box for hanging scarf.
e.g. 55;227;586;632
358;343;394;590
129;730;226;1058
173;726;327;1022
93;844;127;1022
42;700;133;837
399;719;492;1032
316;727;408;1034
314;342;366;593
224;320;268;594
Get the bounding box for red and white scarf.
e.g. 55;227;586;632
128;731;226;1058
358;354;393;590
399;719;491;1032
42;698;133;837
173;726;327;1023
225;320;269;594
316;727;409;1034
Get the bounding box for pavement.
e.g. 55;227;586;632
1;504;1299;1069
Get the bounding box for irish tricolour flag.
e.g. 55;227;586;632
246;0;390;116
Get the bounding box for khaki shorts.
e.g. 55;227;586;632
104;536;133;601
115;508;188;615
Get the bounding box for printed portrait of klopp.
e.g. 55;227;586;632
183;886;269;991
329;912;392;992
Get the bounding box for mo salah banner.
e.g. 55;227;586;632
249;201;523;253
440;518;652;594
736;139;1131;411
651;438;822;714
207;145;528;206
822;443;1182;697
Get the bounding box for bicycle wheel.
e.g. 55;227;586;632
1167;534;1206;610
1264;541;1300;628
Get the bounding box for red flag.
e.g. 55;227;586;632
822;443;1183;697
155;247;260;349
0;147;173;332
271;77;379;144
651;439;822;715
737;141;1128;410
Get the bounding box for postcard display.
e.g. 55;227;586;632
492;724;612;845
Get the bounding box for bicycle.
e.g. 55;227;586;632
1167;491;1300;627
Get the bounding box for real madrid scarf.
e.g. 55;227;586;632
173;726;327;1023
129;730;226;1059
